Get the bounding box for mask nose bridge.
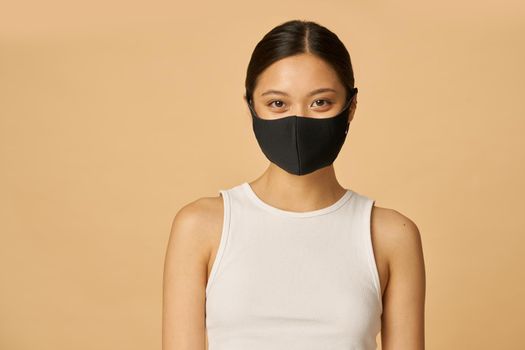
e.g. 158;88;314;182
293;115;302;174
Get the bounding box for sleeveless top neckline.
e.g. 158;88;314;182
241;181;353;218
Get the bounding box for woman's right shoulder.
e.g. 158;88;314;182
162;194;225;347
167;194;225;253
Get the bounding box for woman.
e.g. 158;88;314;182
163;19;426;350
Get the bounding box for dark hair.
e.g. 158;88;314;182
245;19;356;105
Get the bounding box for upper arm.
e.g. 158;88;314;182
379;209;426;350
162;198;221;350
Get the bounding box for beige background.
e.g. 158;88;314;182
1;1;524;349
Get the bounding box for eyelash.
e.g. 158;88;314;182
267;99;334;109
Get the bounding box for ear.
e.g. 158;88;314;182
243;94;252;120
244;94;254;109
348;94;357;124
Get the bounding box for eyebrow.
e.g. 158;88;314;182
260;87;337;97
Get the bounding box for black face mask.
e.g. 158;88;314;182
246;87;357;176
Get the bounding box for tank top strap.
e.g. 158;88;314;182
346;190;382;312
205;187;232;297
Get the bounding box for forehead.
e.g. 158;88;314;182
254;53;343;97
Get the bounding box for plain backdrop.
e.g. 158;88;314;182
1;1;524;349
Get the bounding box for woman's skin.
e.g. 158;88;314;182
163;53;426;350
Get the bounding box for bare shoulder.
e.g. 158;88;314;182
167;194;224;253
370;204;425;298
371;205;424;266
163;194;224;349
371;205;426;347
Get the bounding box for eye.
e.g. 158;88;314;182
311;99;333;108
268;100;286;109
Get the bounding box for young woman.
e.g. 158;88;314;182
163;19;426;350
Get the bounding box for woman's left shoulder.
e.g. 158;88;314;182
370;205;424;269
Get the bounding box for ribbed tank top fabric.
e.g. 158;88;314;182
205;182;382;350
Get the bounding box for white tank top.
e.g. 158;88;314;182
205;182;383;350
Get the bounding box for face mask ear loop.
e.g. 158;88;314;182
343;87;358;134
246;97;259;119
347;87;358;109
341;97;353;113
340;87;358;114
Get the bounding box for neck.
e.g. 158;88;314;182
247;164;348;212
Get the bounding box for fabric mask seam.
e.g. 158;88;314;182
295;117;301;174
